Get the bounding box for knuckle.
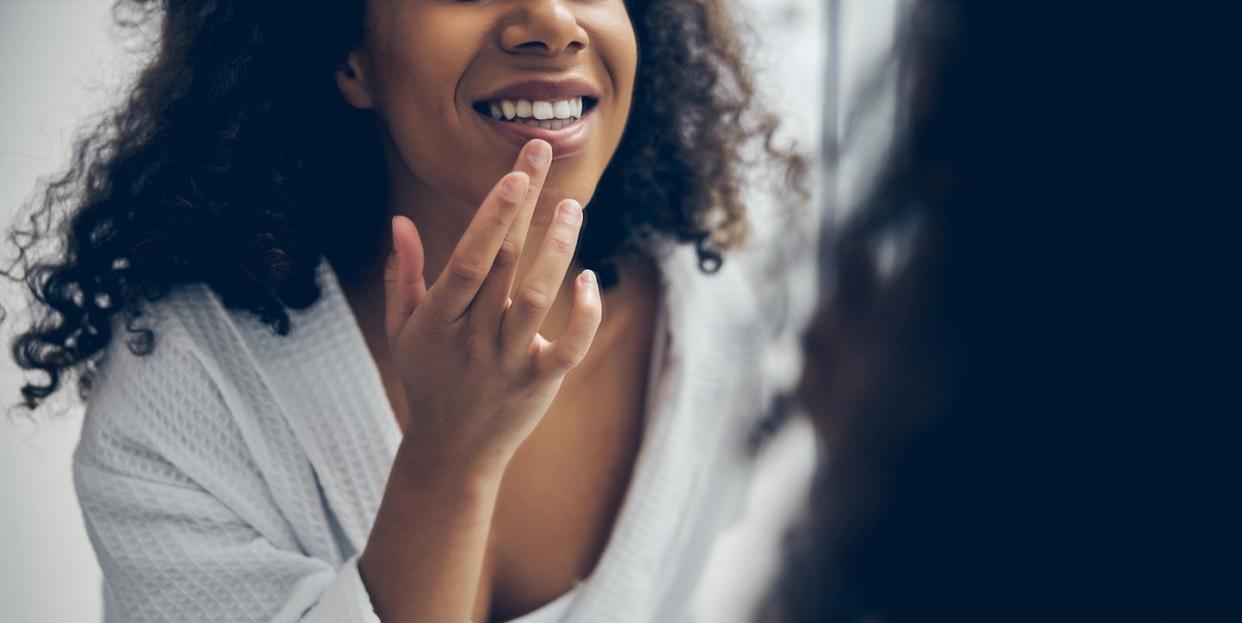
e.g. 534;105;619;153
514;288;551;315
545;346;583;372
525;181;543;202
494;237;522;268
546;233;576;255
449;259;488;286
435;305;463;325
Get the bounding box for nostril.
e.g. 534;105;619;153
512;40;583;56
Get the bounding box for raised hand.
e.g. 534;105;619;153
382;138;603;475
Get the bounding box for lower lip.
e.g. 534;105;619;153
477;109;594;159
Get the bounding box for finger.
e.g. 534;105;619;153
500;198;583;351
425;171;529;323
537;270;603;375
385;215;428;348
473;139;553;325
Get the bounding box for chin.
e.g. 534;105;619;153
541;170;601;212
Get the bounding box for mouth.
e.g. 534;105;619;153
468;77;603;157
470;94;600;157
471;96;599;130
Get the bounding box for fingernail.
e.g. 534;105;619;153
526;140;552;167
558;200;582;225
502;174;528;201
582;269;597;290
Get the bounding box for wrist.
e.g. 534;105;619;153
390;440;509;507
361;446;505;622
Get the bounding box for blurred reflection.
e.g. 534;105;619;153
753;0;1221;620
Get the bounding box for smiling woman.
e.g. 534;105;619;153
2;0;804;621
332;0;641;261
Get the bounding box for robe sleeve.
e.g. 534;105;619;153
73;333;383;623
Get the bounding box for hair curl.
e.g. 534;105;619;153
3;0;804;413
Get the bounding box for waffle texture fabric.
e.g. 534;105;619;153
74;242;784;622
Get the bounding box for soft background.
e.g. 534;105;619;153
0;1;897;620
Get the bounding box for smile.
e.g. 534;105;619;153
472;96;597;130
471;95;599;157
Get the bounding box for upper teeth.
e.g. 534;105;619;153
488;97;584;121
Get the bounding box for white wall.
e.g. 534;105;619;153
1;2;149;621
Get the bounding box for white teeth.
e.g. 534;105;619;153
486;97;585;124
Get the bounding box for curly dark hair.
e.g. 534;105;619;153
2;0;805;413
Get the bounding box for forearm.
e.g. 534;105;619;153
358;442;506;622
361;138;596;621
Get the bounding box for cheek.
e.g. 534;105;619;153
596;5;639;103
587;14;636;115
542;15;636;209
369;10;458;121
368;14;488;197
374;61;449;147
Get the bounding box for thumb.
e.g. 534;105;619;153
385;214;427;348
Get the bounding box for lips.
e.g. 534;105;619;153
475;76;601;103
473;103;596;158
470;77;601;158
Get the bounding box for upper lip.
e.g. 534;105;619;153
474;77;601;103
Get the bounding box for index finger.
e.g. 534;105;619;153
504;139;553;262
424;170;530;323
471;139;553;323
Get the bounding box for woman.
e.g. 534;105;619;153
2;0;802;621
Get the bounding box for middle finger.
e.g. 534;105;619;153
500;198;584;351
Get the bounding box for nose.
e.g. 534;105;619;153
500;0;590;57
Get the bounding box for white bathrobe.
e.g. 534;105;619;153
73;242;788;623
